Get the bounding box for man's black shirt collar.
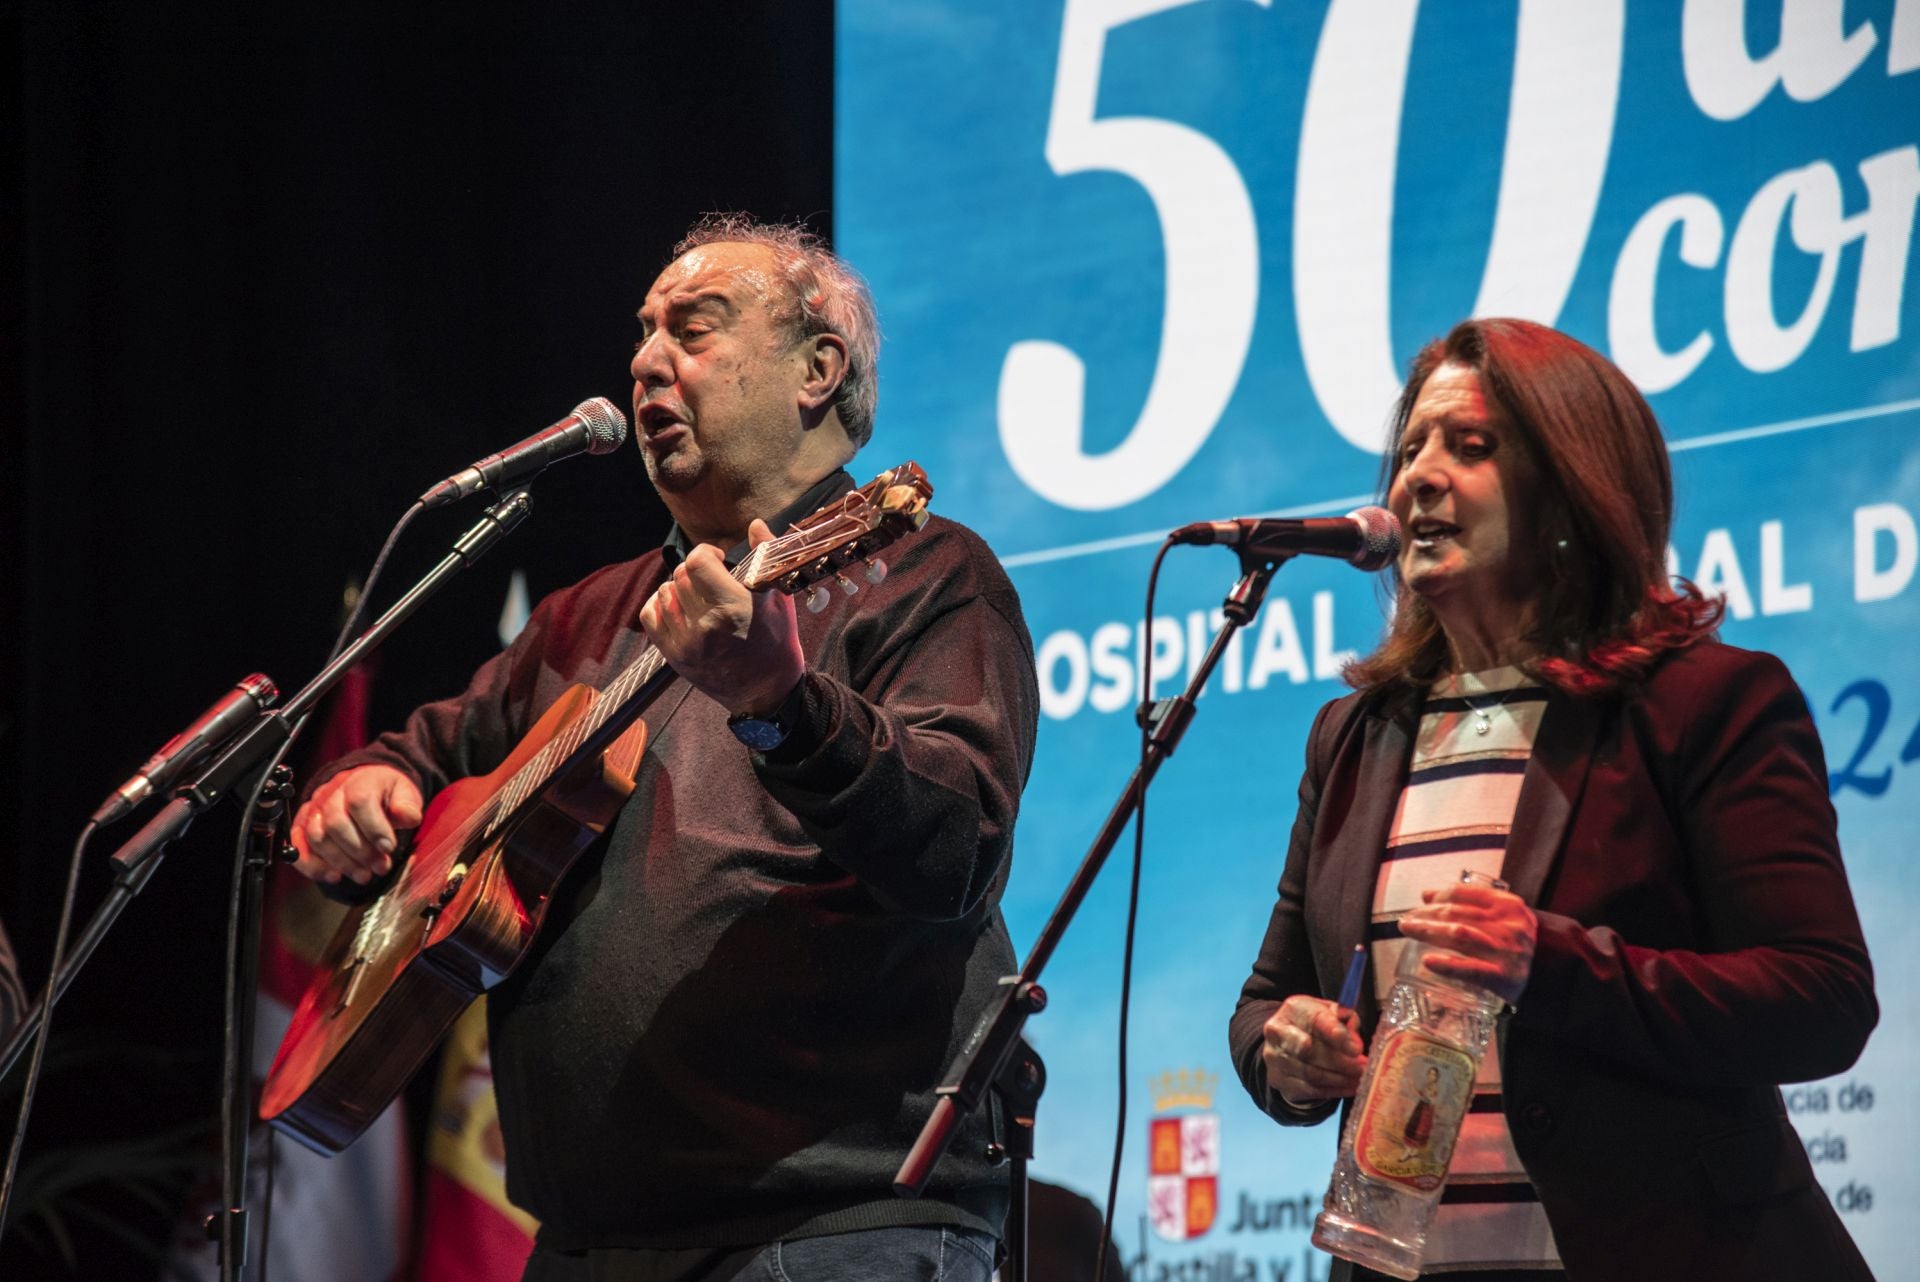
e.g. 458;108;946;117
660;468;857;570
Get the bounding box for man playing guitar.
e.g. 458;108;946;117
288;215;1039;1282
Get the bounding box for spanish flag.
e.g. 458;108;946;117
414;999;537;1280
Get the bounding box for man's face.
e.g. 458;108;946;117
630;241;809;498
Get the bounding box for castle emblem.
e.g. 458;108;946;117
1146;1067;1220;1242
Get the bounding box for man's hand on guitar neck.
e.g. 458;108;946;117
289;765;425;887
639;518;808;719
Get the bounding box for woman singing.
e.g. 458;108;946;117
1228;319;1876;1282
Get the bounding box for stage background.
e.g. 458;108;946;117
2;5;833;1278
5;3;1915;1279
839;2;1918;1278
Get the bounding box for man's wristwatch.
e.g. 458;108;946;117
726;677;808;752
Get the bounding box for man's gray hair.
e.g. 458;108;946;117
675;213;881;449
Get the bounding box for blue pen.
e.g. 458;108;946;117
1336;943;1367;1010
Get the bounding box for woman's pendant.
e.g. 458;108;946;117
1473;713;1491;736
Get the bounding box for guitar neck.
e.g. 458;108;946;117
479;456;934;836
483;546;771;831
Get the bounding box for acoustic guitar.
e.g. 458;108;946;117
260;464;934;1154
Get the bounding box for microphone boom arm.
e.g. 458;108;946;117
894;542;1285;1207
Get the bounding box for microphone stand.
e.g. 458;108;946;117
987;1038;1045;1282
212;762;294;1277
894;545;1288;1265
0;488;534;1280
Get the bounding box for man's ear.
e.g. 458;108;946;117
797;332;849;415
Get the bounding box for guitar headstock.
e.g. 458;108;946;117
741;463;934;610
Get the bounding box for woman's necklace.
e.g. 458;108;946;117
1458;689;1503;736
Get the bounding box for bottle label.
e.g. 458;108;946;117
1351;1030;1476;1192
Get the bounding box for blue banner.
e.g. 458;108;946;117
839;3;1919;1275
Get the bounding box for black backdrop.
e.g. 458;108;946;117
3;4;833;1275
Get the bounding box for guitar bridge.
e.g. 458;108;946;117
331;957;365;1019
333;888;405;1017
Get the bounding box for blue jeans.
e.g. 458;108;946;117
521;1225;999;1282
765;1226;997;1281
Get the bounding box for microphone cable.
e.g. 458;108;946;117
0;821;99;1240
1094;534;1177;1282
221;495;427;1282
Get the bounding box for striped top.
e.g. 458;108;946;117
1372;667;1562;1273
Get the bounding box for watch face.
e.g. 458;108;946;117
728;717;787;752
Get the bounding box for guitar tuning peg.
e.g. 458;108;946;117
804;583;832;614
834;572;859;597
864;558;887;585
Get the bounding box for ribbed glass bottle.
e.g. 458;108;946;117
1311;872;1508;1280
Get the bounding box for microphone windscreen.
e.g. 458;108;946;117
573;398;630;454
1345;506;1402;571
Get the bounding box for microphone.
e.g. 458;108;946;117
1171;506;1402;571
419;398;629;509
91;674;280;824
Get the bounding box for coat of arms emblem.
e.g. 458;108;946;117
1146;1067;1220;1242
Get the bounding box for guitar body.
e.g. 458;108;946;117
260;685;650;1154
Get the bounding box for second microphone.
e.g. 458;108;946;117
1170;507;1402;571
